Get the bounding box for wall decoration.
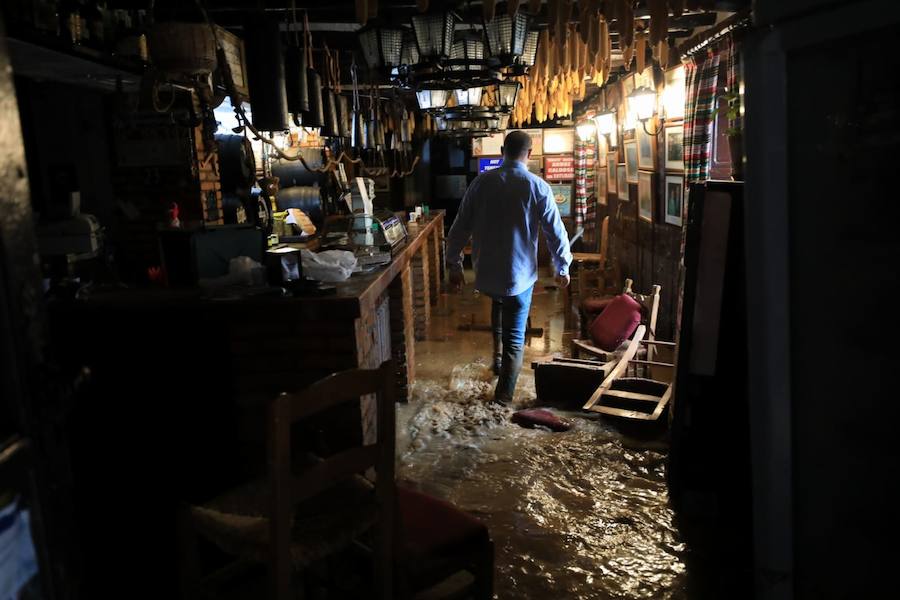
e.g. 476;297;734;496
472;132;505;156
607;156;617;193
617;165;628;200
663;66;686;119
624;141;639;182
664;175;684;226
544;155;576;180
637;124;656;170
596;166;607;205
543;128;575;154
665;123;685;171
549;183;573;217
638;171;654;222
506;128;544;156
527;157;543;175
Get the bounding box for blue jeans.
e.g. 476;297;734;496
490;285;534;401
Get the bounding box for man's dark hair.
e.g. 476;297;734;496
502;130;532;160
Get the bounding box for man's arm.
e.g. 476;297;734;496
537;182;573;284
445;178;478;271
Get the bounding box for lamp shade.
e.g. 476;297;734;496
629;85;657;121
358;26;403;69
411;12;456;61
483;12;530;63
496;80;521;108
416;88;450;111
400;30;420;66
520;30;540;67
576;121;596;141
498;113;510;130
593;110;616;135
454;86;484;107
449;32;486;71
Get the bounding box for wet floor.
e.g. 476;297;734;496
396;273;688;599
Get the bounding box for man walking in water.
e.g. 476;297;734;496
446;130;572;405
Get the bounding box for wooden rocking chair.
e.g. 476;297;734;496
571;285;676;421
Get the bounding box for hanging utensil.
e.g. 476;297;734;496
285;1;309;117
302;12;324;128
350;59;365;149
321;45;340;137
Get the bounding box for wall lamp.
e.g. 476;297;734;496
593;109;618;149
576;121;596;141
628;85;660;135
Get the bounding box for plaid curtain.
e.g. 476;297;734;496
574;138;596;226
683;48;721;183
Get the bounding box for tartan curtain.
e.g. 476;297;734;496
683;48;722;183
574;138;596;226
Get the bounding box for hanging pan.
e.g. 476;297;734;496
301;13;324;128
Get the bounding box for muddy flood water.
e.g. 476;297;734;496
396;276;688;599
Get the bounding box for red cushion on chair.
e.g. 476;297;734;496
398;487;489;559
588;294;642;352
580;295;615;316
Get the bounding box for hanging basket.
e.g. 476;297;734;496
148;22;217;76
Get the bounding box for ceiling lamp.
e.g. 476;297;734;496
416;88;450;111
483;12;530;64
454;86;484;107
358;25;403;69
593;109;618;148
399;30;420;66
520;30;540;67
495;80;521;109
411;12;456;62
449;31;486;71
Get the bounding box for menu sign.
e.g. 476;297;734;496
544;155;575;181
478;157;503;173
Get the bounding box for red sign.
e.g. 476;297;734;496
544;155;575;181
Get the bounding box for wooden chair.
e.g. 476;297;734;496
178;361;398;600
571;285;677;421
568;218;623;335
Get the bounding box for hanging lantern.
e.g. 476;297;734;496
495;80;521;109
454;86;484;107
400;30;421;66
498;113;510;130
576;121;596;141
593;109;618;148
358;25;404;69
411;12;456;62
449;31;486;71
416;88;450;111
520;30;540;67
483;12;530;65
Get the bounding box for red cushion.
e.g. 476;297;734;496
398;487;489;559
588;294;642;352
511;409;571;432
580;295;615;316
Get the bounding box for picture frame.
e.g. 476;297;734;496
664;123;684;171
637;124;656;170
624;140;639;182
506;128;544;156
638;171;654;222
617;165;628;200
663;66;686;119
472;132;505;157
664;174;684;226
607;156;617;193
596;165;607;205
543;128;575;154
549;183;573;217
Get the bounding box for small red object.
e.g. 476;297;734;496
588;293;642;352
511;408;571;432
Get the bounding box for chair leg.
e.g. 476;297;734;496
176;505;201;600
471;540;494;600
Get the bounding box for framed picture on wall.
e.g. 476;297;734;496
638;171;654;222
665;123;685;171
617;165;628;200
596;166;608;205
637;125;656;170
549;183;573;217
664;174;684;226
543;128;575;154
663;66;686;119
506;128;544;156
624;140;639;182
606;156;617;193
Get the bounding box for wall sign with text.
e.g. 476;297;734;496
544;155;575;180
478;157;503;173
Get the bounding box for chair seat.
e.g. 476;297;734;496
190;475;377;569
398;488;489;560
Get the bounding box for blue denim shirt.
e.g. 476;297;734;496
446;160;572;297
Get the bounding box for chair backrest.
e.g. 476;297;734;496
267;360;397;599
627;284;661;360
599;216;609;259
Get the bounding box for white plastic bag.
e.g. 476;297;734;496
300;249;357;282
